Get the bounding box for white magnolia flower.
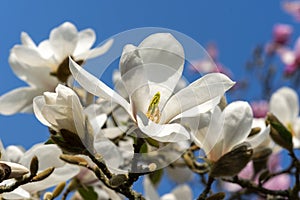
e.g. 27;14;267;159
143;176;192;200
33;84;94;153
0;142;80;199
70;33;235;142
270;87;300;148
0;22;113;115
193;101;270;162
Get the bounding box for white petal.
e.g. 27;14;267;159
138;33;185;108
0;87;45;115
136;112;190;142
33;96;53;127
2;187;31;199
143;176;160;200
222;101;253;153
278;48;295;65
21;32;36;48
166;167;193;184
69;58;133;119
171;184;193;200
9;53;58;89
49;22;78;62
191;107;224;161
12;45;49;67
161;73;235;123
170;96;220;121
5;145;24;163
72;93;94;152
22;163;79;193
19;144;65;170
94;138;123;171
75;38;113;60
73;28;96;56
246;125;270;150
270;87;299;124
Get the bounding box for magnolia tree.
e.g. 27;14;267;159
1;8;300;200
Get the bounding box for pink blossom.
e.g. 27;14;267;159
278;37;300;76
223;153;290;192
188;43;232;77
282;1;300;22
250;100;269;118
273;24;293;45
265;24;293;54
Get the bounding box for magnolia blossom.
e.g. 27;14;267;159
278;37;300;76
192;101;270;163
33;84;95;153
143;176;192;200
70;33;235;142
0;22;112;115
265;24;293;55
283;1;300;22
270;86;300;148
0;141;79;199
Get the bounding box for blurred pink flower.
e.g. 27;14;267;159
278;37;300;76
283;1;300;22
223;153;290;192
265;24;293;54
273;24;293;45
250;100;269;118
189;43;232;77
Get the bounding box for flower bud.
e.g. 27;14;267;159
0;163;11;182
210;144;253;178
0;161;29;180
30;156;39;175
52;182;66;198
32;167;55;182
59;154;88;166
266;113;293;151
207;192;225;200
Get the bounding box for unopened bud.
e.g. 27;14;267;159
109;174;128;188
0;161;29;180
252;148;272;174
0;163;11;182
249;127;261;137
207;192;226;200
52;182;66;198
266;113;293;151
32;167;55;182
60;154;88;166
30;156;39;175
51;129;87;155
210;144;253;178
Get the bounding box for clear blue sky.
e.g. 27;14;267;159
0;0;298;198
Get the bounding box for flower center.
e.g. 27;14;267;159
146;92;161;123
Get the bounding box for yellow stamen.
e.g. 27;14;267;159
146;92;161;123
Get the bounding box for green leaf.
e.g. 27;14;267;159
44;139;54;145
139;143;148;153
149;169;164;186
78;186;98;200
